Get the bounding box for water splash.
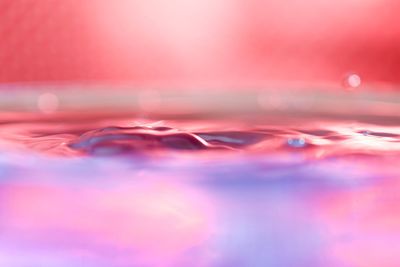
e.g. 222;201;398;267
1;114;400;157
69;126;211;155
0;110;399;267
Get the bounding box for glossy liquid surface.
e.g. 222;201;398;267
0;88;400;267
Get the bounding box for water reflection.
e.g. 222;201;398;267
0;113;399;266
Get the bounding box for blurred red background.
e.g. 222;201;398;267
0;0;399;87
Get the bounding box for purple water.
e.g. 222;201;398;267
0;86;400;267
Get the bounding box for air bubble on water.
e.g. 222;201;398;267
287;137;307;148
343;73;361;89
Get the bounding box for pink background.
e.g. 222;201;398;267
0;0;399;86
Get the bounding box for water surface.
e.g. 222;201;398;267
0;88;400;267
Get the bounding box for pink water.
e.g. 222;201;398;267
0;89;400;267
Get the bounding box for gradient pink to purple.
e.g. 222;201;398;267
0;0;399;85
1;1;400;267
0;114;400;267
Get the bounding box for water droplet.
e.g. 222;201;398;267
287;137;306;148
343;73;361;89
